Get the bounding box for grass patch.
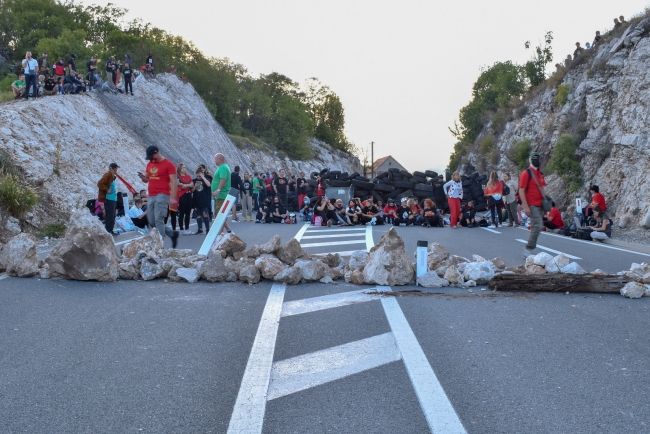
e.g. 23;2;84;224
554;84;571;105
0;91;14;103
228;134;266;152
0;170;39;215
40;222;67;238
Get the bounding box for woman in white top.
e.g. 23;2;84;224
443;172;463;228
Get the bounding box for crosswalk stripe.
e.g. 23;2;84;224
305;227;367;233
301;240;367;248
301;233;366;239
281;289;380;317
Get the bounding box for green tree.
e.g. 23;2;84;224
524;31;553;87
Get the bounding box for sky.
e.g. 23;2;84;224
81;0;649;172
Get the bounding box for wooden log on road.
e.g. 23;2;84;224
487;274;634;294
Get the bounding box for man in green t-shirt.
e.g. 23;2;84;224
252;171;262;210
12;74;26;99
211;152;232;234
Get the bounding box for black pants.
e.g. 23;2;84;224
195;207;211;231
176;193;192;230
488;198;503;226
360;215;385;225
132;216;147;228
424;215;442;227
277;193;288;209
125;80;132;94
543;221;559;230
104;200;117;232
393;217;416;226
88;72;96;89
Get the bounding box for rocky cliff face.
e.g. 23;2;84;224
0;73;360;235
464;18;650;231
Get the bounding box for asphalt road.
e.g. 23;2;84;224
3;218;650;433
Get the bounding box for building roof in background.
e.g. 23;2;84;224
373;156;390;171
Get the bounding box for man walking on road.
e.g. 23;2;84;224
212;153;232;235
97;163;120;234
138;146;180;248
519;151;546;255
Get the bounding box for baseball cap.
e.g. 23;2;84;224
109;162;119;169
529;151;541;158
145;146;159;160
401;197;408;203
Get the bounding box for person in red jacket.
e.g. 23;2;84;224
543;202;564;230
519;152;546;254
583;185;607;218
383;198;398;224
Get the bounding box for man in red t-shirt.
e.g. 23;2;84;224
519;151;546;253
137;145;179;248
583;185;607;217
544;202;564;230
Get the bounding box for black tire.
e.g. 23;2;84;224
399;170;413;178
386;189;401;199
348;172;360;179
462;179;473;187
413;171;425;178
387;171;394;182
329;179;351;187
320;168;329;175
321;170;331;179
397;189;414;200
392;175;404;182
352;179;375;190
445;171;452;182
329;170;341;177
340;172;348;179
414;183;434;192
414;190;433;198
374;183;395;192
424;170;438;178
388;168;400;172
371;190;384;202
378;172;389;179
412;175;427;184
338;176;349;182
306;179;317;187
394;181;414;189
353;189;368;197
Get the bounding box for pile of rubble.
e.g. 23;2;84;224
1;209;649;299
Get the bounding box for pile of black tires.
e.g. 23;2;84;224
304;168;491;212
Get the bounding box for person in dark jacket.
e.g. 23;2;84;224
433;175;448;214
97;163;119;234
123;63;134;95
192;167;212;235
230;165;244;222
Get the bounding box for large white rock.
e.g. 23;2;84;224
212;233;247;255
363;228;414;286
424;242;450;270
122;229;163;259
274;266;302;285
533;252;554;267
418;271;449;288
621;282;646;299
5;216;22;235
560;262;586;275
295;259;326;281
259;234;281;254
443;266;464;284
0;233;39;277
552;254;572;269
255;257;287;280
175;267;199;283
276;238;309;265
46;210;120;281
348;251;369;272
239;264;261;284
200;252;230;282
463;262;495;285
140;256;165;281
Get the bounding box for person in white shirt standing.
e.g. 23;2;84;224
21;51;39;100
443;172;463;229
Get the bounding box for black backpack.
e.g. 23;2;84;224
502;181;510;196
86;199;96;214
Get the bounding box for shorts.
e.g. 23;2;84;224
214;198;226;213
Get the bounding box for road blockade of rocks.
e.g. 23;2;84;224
1;210;649;298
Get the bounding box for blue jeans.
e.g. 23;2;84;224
24;74;38;99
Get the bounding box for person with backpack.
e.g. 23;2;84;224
97;163;119;234
519;151;546;254
587;206;611;241
503;172;519;227
484;171;504;229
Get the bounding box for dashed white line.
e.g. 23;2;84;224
301;233;366;239
227;283;286;434
378;286;467;434
281;289;380;317
481;227;501;234
301;240;367;248
304;227;367;233
267;332;401;401
515;239;581;259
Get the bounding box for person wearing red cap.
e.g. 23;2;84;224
138;146;180;248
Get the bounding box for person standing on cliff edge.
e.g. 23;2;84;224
138;145;180;248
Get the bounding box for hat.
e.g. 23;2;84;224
145;146;159;160
70;53;76;58
109;162;119;169
401;197;408;203
529;151;540;158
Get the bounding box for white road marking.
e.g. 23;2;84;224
267;332;401;401
294;223;310;240
515;239;581;259
538;231;650;258
114;223;197;246
227;283;286;434
301;240;367;248
305;227;367;233
481;227;501;234
301;233;366;239
312;250;362;257
0;273;9;281
378;286;467;434
366;225;375;250
281;289;380;317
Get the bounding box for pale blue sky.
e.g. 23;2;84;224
83;0;649;172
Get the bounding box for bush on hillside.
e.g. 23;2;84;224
554;84;571;105
41;222;67;238
510;139;532;170
546;135;583;193
0;171;39;215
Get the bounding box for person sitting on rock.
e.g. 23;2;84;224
11;74;26;99
334;199;352;225
587;205;611;241
614;18;622;29
270;196;288;223
393;198;416;226
543;202;564;232
346;199;361;225
42;75;56;96
360;197;384;225
383;198;398;224
128;198;148;229
315;196;336;226
573;42;584;59
593;31;602;46
422;198;442;228
461;200;477;227
619;15;626;25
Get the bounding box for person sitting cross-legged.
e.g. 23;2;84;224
334;199;352;225
270;196;287;223
587;205;611;241
257;197;272;223
315;196;337;226
360;197;384;225
393;198;417;226
128;198;148;229
422;198;443;227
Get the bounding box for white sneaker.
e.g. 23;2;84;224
488;225;496;229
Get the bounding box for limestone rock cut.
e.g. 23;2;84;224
255;257;287;280
274;266;302;285
46;210;120;281
418;271;450;288
363;228;414;286
200;252;230;282
621;282;646;299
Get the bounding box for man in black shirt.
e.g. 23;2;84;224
296;171;308;211
270;196;287;223
274;169;289;209
86;55;96;91
361;197;385;225
230;165;244;223
43;75;56;95
68;53;77;75
393;198;416;226
257;197;272;223
123;63;134;95
192;169;212;234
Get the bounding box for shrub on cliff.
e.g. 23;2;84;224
546;135;583;192
0;171;39;216
510;139;532;170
